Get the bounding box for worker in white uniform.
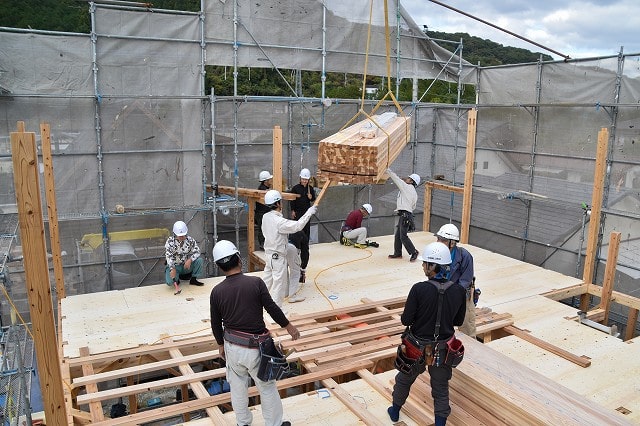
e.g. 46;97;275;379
262;190;317;307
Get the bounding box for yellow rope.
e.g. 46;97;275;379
339;0;408;171
311;247;373;310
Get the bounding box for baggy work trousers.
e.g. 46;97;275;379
263;252;287;307
224;341;284;426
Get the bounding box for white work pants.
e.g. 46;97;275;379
343;227;367;244
263;253;288;307
224;341;284;426
285;243;301;296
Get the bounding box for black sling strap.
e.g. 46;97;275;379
432;280;454;340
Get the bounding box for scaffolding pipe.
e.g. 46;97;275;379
90;2;114;291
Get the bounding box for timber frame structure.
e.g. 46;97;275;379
10;116;640;424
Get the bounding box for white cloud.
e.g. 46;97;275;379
401;0;640;59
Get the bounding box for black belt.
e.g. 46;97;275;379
224;329;271;348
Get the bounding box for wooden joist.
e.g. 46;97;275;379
318;112;410;183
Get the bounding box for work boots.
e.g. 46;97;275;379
189;276;204;286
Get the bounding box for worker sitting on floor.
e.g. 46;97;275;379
340;203;373;248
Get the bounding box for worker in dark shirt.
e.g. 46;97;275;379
210;240;299;426
388;241;466;426
255;170;273;250
289;168;316;282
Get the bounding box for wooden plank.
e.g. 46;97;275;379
90;360;374;425
79;347;105;422
273;125;283;191
314;179;331;206
542;283;589;301
319;375;386;426
40;122;66;300
168;345;227;424
11;122;67;426
461;109;477;244
600;231;621;323
626;308;638;340
72;349;221;387
423;185;432;231
424;181;464;194
77;367;227;404
504;325;591;367
215;185;298;202
581;128;608;288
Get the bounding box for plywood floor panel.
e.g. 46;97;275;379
60;231;640;424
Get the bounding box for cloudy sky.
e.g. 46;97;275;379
401;0;640;60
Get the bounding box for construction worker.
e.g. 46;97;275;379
387;168;420;262
210;240;299;426
262;189;317;307
341;203;373;248
436;223;476;338
388;242;466;426
165;220;204;295
255;170;273;250
289;168;316;283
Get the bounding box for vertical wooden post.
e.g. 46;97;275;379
40;122;66;300
599;231;621;324
247;198;257;272
580;128;608;310
625;308;638;340
273;125;283;191
423;185;432;232
11;122;67;426
460;109;477;244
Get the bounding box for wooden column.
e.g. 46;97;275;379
422;185;433;232
40;122;66;300
599;231;621;324
625;308;638;340
11;122;67;426
273;125;283;191
460;109;477;244
580;128;608;310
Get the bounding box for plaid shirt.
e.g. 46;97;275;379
165;235;201;268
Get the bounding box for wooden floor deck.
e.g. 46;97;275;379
61;232;639;425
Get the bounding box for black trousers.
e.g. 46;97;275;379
391;360;453;419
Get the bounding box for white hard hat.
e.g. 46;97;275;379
362;203;373;214
212;240;239;263
172;221;188;236
436;223;460;241
259;170;273;182
418;242;452;265
409;173;421;186
300;168;311;179
264;189;282;206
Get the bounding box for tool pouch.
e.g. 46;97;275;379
257;337;289;381
394;329;428;373
400;211;416;232
443;334;465;368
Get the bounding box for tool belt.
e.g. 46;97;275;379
395;328;465;372
224;329;271;348
398;210;415;232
